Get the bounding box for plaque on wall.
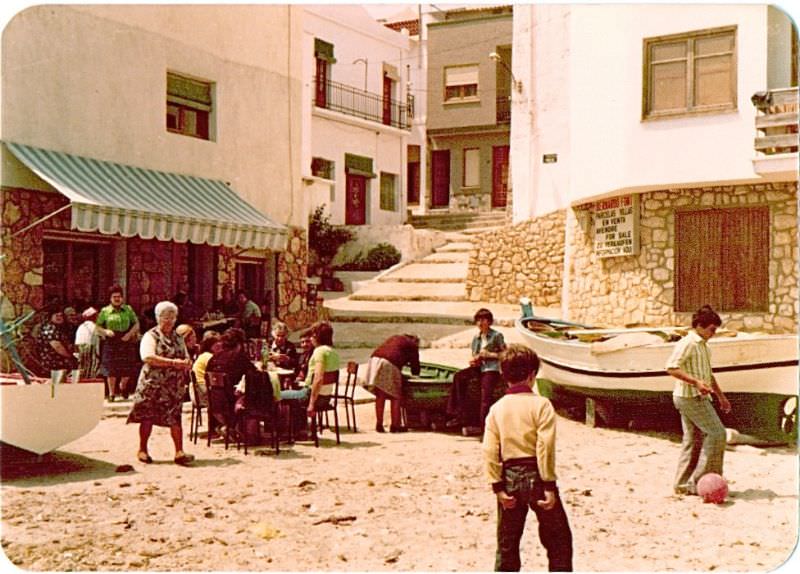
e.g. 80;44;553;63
593;195;639;258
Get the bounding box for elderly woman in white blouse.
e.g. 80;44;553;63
126;301;194;465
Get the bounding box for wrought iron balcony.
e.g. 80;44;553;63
496;95;511;124
313;78;410;130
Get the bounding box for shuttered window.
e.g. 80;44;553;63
444;65;479;102
167;72;213;140
380;172;397;211
675;207;769;312
644;27;736;119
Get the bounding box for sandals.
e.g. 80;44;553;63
174;452;195;466
137;451;153;464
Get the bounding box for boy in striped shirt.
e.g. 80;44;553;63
666;305;731;495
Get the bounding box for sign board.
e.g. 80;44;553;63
593;195;639;258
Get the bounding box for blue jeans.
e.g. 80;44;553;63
495;464;573;572
280;387;310;402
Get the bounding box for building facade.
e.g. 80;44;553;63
424;6;513;216
1;5;316;348
467;4;798;333
301;4;412;257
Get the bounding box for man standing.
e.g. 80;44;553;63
666;305;731;496
236;290;262;339
482;344;573;572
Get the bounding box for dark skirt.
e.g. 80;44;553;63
100;336;140;378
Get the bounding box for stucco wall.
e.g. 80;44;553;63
1;4;304;228
566;183;798;332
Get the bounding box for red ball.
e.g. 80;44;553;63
697;473;728;504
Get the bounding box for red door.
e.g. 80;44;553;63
345;174;367;225
315;58;327;108
430;150;451;208
492;145;510;208
382;74;393;126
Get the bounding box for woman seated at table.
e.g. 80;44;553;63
280;321;340;422
205;328;257;429
190;332;222;408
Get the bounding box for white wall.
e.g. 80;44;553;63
512;3;779;220
302;5;411;227
1;4;305;227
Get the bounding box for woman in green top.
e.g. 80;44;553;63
279;321;340;416
97;285;140;401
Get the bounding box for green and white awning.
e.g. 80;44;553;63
5;142;287;251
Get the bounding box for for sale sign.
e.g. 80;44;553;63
593;195;639;258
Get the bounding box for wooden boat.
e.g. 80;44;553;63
516;315;799;440
401;362;459;429
1;374;105;455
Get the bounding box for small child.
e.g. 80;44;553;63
482;344;573;572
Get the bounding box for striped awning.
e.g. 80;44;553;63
5;142;287;251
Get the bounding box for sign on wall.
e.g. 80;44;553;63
594;195;639;258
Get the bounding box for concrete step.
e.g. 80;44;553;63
330;321;473;349
420;251;470;264
435;241;475;253
378;262;467;283
349;281;467;302
323;297;531;326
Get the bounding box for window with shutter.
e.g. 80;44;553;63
675;207;769;312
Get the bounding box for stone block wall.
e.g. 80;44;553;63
567;182;798;333
126;238;188;314
465;210;566;306
1;188;70;318
278;227;318;331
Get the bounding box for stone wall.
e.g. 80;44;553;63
465;210;566;306
567;182;798;333
126;238;188;314
278;227;318;331
1;188;70;318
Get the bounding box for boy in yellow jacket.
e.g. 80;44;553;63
482;344;573;571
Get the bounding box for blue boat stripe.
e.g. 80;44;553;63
541;358;799;379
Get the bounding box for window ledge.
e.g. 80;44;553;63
642;105;737;122
444;97;481;106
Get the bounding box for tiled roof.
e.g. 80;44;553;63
384;18;420;36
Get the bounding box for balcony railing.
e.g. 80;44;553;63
314;78;410;130
496;95;511;124
752;87;798;155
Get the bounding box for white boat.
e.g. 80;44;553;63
516;316;799;440
1;376;105;455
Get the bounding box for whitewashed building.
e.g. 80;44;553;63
467;3;798;333
301;5;414;255
0;5;320;336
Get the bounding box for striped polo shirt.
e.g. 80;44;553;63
665;330;713;399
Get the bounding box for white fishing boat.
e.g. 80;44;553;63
516;315;799;440
0;375;105;455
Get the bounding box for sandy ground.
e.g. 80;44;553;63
1;366;798;572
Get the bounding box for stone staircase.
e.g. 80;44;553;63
407;209;508;233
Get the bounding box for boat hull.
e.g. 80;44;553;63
516;318;799;439
1;381;105;455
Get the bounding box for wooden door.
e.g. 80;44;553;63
407;161;420;204
345;174;367;225
315;58;327;108
430;150;451;208
382;74;393;126
492;145;510;208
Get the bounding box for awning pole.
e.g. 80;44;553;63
10;204;72;237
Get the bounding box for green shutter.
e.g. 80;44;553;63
314;38;336;63
167;73;212;106
345;154;375;178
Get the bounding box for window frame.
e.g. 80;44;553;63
166;72;213;140
311;157;335;181
379;172;397;212
642;26;737;120
444;64;480;104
